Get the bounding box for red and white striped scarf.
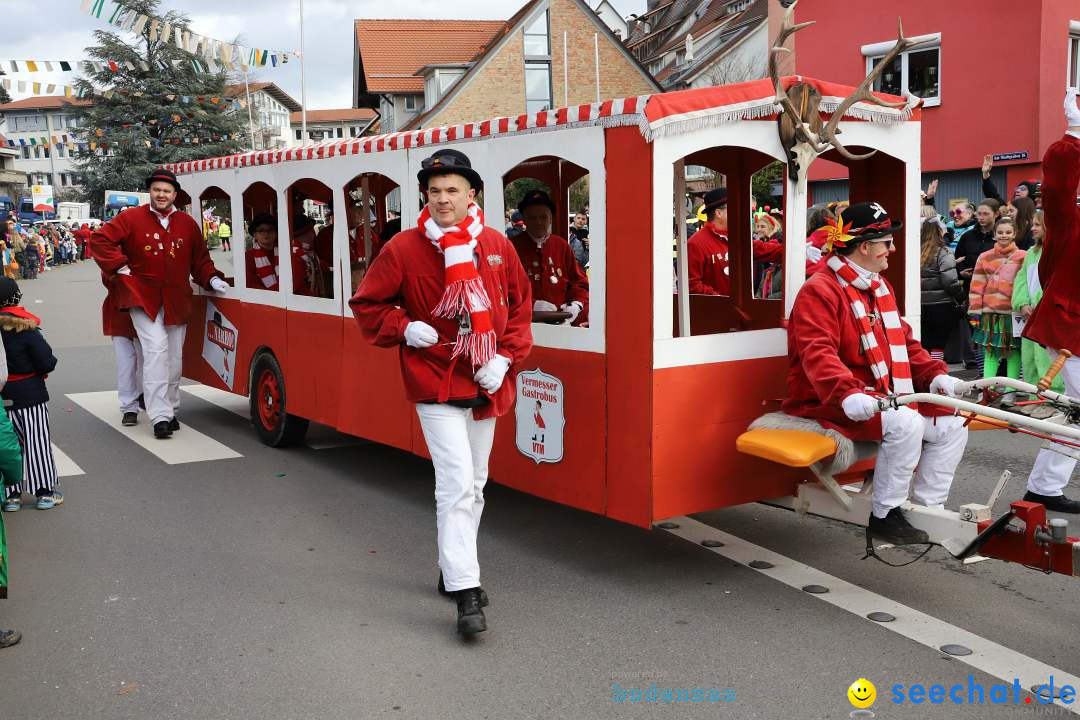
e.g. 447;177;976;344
250;247;279;290
419;202;495;367
827;255;913;395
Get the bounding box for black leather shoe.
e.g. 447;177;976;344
1023;491;1080;514
438;573;488;607
868;508;930;545
121;412;138;427
455;588;487;636
168;417;180;432
153;421;173;439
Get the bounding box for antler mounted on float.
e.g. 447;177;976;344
769;0;928;182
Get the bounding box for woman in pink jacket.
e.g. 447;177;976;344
969;217;1026;379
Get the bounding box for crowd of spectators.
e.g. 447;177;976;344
0;214;95;281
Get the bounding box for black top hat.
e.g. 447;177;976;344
0;277;22;308
517;190;556;215
702;187;728;214
249;213;277;234
833;202;903;244
146;167;181;192
417;148;483;190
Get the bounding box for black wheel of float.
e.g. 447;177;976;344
249;352;309;447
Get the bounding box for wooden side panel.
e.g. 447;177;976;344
603;126;655;527
651;357;807;520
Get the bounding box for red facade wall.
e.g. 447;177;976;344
795;0;1078;186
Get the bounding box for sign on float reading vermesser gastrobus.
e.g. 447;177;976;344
202;301;238;390
516;369;564;464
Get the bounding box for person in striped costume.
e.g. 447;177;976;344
782;202;969;545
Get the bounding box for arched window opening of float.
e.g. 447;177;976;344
502;155;591;328
198;186;232;262
175;189;193;215
750;161;787;300
809;146;908;313
284;178;334;300
343;172;401;293
672;146;789;337
241;181;280;294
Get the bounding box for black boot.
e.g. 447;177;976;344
1023;491;1080;514
122;412;138;427
438;573;488;607
455;588;487;636
153;420;173;439
868;508;929;545
168;417;180;432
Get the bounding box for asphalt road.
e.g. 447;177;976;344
1;254;1078;720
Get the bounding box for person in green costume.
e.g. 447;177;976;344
1012;210;1065;394
0;341;24;647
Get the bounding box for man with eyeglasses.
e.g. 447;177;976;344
350;148;533;637
782;202;968;546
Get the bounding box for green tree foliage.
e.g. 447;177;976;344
71;0;243;214
751;161;786;207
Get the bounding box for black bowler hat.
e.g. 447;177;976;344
146;167;181;192
702;187;728;213
517;189;556;215
417;148;483;190
248;213;277;234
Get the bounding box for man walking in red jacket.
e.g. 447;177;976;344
350;148;532;637
91;169;228;439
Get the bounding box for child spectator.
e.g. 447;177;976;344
969;217;1026;380
1011;210;1064;393
0;278;61;511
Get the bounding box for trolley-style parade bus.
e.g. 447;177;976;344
166;70;1080;578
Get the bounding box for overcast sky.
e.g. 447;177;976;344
0;0;646;110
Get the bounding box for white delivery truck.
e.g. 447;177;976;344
57;202;91;221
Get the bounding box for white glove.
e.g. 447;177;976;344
1066;89;1080;129
929;374;960;398
533;299;558;312
474;354;511;394
404;321;438;348
209;276;230;293
841;393;879;422
560;301;582;325
805;243;823;263
116;265;132;276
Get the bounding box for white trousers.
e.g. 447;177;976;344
112;336;144;414
872;407;969;519
130;308;187;424
415;403;497;592
1027;355;1080;496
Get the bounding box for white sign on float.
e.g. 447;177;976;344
516;369;564;464
31;184;54;213
202;300;238;390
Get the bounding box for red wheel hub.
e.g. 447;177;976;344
257;369;281;429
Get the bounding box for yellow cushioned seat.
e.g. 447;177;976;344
736;429;838;468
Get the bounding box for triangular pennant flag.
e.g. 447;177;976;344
133;14;148;35
148;18;160;42
9;61;18;73
0;79;8;89
90;0;105;19
108;60;119;72
160;22;172;44
80;0;92;11
17;81;26;92
108;3;123;24
59;60;71;71
27;60;39;72
174;26;184;48
282;53;289;64
32;82;41;93
46;84;55;93
44;61;54;72
64;86;72;97
122;11;138;32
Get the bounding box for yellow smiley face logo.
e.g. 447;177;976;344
847;678;876;709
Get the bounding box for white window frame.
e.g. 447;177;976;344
862;32;941;108
404;94;422;112
1068;22;1080;90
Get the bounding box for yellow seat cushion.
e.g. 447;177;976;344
736;429;838;468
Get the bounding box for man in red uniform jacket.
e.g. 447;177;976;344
511;190;589;325
101;272;143;427
783;202;968;545
1020;91;1080;513
350;148;532;637
91;168;227;439
687;187;730;295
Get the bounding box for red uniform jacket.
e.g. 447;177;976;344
91;205;223;326
687;224;730;295
511;233;589;323
349;226;533;420
782;268;946;440
1024;134;1080;355
100;272;135;339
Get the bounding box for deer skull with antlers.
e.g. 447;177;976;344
769;1;927;184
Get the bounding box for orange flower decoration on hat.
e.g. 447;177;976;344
824;212;854;252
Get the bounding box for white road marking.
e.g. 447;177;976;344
65;391;242;465
181;383;364;450
52;443;84;477
660;516;1080;714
